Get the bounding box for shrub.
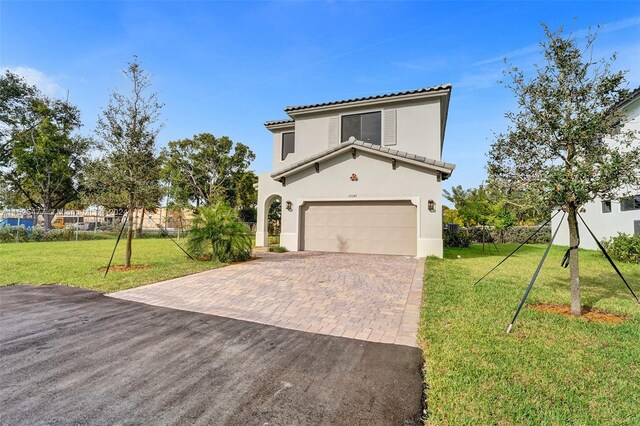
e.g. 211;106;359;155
464;225;551;244
187;202;252;263
602;233;640;264
43;228;75;242
268;245;288;253
0;226;14;243
444;229;472;248
0;225;29;242
30;226;46;242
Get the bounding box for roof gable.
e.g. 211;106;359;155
270;139;455;180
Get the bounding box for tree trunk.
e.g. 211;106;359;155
136;207;145;237
567;205;581;316
43;211;53;232
125;199;134;268
42;199;54;232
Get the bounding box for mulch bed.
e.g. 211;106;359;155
98;265;151;272
530;303;627;324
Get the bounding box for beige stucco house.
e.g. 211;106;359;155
255;84;455;258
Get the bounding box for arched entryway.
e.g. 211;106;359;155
263;194;282;247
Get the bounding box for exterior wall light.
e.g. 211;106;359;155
286;201;292;211
428;199;436;212
392;159;397;170
314;162;320;173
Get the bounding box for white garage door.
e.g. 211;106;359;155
301;200;417;256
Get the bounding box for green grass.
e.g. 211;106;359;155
0;239;222;293
420;244;640;425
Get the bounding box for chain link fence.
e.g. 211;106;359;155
1;207;257;243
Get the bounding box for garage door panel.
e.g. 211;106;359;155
301;201;417;256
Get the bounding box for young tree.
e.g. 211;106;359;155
0;71;91;229
161;133;257;214
93;58;163;267
488;25;640;316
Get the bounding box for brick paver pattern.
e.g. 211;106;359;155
108;251;424;347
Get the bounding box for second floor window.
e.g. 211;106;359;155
620;195;640;211
282;132;295;160
341;111;381;145
601;200;612;213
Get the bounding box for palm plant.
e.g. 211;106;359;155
187;202;252;262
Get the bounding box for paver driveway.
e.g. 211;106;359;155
110;251;424;347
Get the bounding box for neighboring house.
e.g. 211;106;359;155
552;87;640;249
255;84;455;258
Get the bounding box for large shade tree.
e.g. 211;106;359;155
488;25;640;316
0;71;91;229
91;58;163;267
161;133;257;221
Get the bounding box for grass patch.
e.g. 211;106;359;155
420;244;640;425
0;239;223;293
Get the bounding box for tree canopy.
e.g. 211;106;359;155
488;25;639;209
0;70;91;228
161;133;257;220
444;185;517;230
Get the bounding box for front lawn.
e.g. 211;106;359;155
420;244;640;425
0;239;222;293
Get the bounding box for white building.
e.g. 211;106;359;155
552;88;640;249
255;84;455;258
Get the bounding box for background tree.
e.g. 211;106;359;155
92;58;163;267
442;205;464;227
488;25;640;316
0;71;91;229
1;71;36;167
267;198;282;237
444;185;494;227
161;133;257;219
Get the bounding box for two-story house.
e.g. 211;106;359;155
552;87;640;249
255;84;455;258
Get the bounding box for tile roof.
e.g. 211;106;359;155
284;84;452;113
264;118;295;127
270;138;455;179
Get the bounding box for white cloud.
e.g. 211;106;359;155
472;45;540;67
578;16;640;36
4;66;64;97
454;68;504;90
473;15;640;67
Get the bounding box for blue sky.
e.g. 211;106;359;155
2;1;639;197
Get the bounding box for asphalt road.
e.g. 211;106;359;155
0;285;424;425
